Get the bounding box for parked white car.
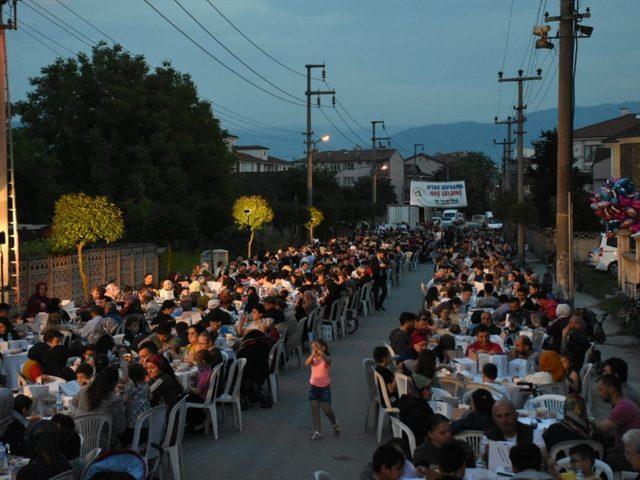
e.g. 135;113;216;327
594;233;618;275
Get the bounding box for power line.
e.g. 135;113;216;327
25;0;96;46
171;0;302;104
20;19;78;55
142;0;305;107
213;103;299;135
22;1;95;48
201;0;312;80
317;106;360;146
53;0;119;45
216;114;299;143
19;25;65;56
332;103;368;145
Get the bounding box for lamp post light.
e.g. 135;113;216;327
371;163;389;227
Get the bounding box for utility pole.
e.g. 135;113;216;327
0;2;17;304
498;69;542;264
408;143;424;204
305;64;335;208
494;116;516;191
371;120;389;226
493;138;512;191
545;1;592;303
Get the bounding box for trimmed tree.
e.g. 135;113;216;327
305;207;324;243
51;193;124;300
232;195;274;258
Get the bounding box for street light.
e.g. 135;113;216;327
320;134;330;143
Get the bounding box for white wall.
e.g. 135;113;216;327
237;148;268;160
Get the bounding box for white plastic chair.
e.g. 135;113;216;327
50;470;76;480
549;439;604;462
455;430;485;459
287;317;306;369
268;339;285;403
390;416;417;457
113;334;126;345
363;358;379;432
532;394;566;417
382;340;396;358
580;363;593;414
437;377;465;399
395;372;411;397
314;471;334;480
131;405;167;475
79;448;102;480
373;370;400;442
360;282;373;316
538;382;568;395
74;413;112;458
161;396;188;480
345;288;361;324
215;358;247;431
186;364;223;438
582;342;595;369
556;457;613;480
462;385;505;405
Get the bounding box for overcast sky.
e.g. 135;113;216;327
8;0;640;139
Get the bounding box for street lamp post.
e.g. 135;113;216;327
371;163;388;227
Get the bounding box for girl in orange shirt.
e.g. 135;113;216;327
305;339;340;440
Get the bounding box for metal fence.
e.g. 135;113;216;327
12;244;158;308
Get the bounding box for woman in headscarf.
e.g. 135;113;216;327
543;393;601;451
42;345;75;381
0;388;29;456
525;350;565;385
295;289;318;321
244;286;261;314
22;341;48;382
17;421;71;480
27;282;51;318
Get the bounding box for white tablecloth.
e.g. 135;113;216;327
175;366;198;390
1;352;28;389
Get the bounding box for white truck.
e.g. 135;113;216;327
387;205;420;229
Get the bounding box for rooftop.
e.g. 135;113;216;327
235;151;290;164
235;145;269;150
574;113;640;139
294;148;399;163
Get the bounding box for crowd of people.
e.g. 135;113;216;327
0;227;430;479
364;227;640;480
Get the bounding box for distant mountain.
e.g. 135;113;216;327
234;100;639;161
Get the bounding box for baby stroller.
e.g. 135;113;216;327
82;450;147;480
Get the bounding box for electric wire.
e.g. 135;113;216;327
52;0;119;45
332;102;368;145
171;0;303;104
201;0;317;80
215;114;299;143
317;106;360;147
213;103;299;135
19;24;65;56
20;19;78;55
142;0;305;107
24;0;96;46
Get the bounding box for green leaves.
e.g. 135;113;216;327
305;207;324;230
51;193;124;252
232;195;274;232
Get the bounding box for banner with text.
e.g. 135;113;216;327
410;180;468;207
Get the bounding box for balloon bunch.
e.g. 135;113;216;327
591;177;640;235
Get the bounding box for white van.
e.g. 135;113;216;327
592;233;618;275
441;209;458;227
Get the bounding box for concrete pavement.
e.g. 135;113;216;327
182;263;431;480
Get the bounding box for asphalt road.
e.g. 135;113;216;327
182;263;430;480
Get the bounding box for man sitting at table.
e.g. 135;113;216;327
482;399;547;460
505;297;532;327
604;358;640;407
152;300;176;327
388;312;416;355
596;373;640;470
509;335;536;360
475;310;501;336
263;296;285;325
80;306;104;339
509;443;552;480
397;335;428;364
438;441;468;480
466;324;504;361
622;429;640;474
373;346;397;404
481;363;508;397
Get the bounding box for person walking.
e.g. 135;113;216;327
305;339;340;440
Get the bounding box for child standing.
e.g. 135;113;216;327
306;339;340;440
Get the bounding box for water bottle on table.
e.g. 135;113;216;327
56;390;64;414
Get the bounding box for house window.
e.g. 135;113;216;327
330;164;339;172
343;177;354;186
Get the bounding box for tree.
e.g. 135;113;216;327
305;207;324;243
431;152;498;215
14;44;233;246
232;196;274;257
51;193;124;299
526;129;599;230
